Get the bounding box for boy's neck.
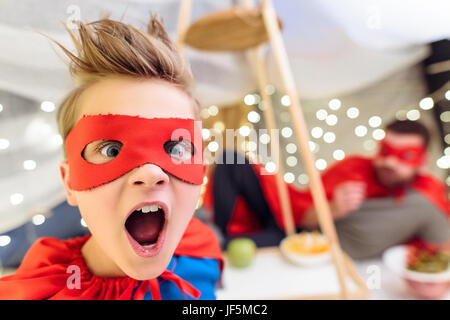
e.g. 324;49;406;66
81;236;127;278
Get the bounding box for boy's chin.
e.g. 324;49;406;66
127;269;164;281
123;252;173;281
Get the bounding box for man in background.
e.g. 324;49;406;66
203;120;449;259
299;120;449;258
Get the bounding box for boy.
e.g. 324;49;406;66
0;17;222;299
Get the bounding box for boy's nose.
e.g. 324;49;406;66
128;163;169;188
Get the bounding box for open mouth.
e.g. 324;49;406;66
125;203;166;252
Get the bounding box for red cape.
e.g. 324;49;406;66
0;218;223;300
203;156;449;234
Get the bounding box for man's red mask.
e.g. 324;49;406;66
66;115;205;191
376;140;426;167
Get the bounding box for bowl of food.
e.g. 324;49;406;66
280;231;331;267
382;245;450;299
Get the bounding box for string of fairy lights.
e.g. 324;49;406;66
0;100;85;249
0;88;449;248
200;84;450;190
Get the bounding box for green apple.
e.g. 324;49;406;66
226;238;256;268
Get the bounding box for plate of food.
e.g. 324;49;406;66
382;245;450;299
280;231;331;267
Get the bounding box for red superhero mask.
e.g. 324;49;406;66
376;140;426;167
66;115;205;191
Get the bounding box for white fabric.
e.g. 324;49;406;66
315;0;450;50
0;0;447;104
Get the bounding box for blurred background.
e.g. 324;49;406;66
0;0;449;273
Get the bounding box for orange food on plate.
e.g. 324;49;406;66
284;231;329;255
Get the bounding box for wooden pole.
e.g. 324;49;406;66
249;47;296;236
176;0;192;54
239;0;295;236
343;253;369;299
261;0;349;298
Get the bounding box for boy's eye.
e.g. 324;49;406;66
163;139;195;161
83;140;123;164
100;143;122;158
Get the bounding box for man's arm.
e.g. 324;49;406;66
299;181;367;228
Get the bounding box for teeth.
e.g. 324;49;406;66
139;204;162;213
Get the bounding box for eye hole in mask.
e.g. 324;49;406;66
82;140;123;164
81;138;195;165
401;151;416;160
163;139;195;162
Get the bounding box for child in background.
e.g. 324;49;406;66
0;16;222;300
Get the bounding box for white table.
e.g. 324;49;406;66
216;248;450;300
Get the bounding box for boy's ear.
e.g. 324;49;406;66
59;160;78;206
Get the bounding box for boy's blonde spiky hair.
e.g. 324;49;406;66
50;16;199;158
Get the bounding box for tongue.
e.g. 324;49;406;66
125;211;164;246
